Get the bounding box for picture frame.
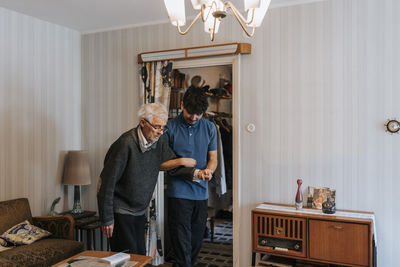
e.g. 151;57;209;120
305;186;336;210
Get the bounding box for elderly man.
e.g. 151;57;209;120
97;103;196;254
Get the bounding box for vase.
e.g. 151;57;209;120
295;179;303;210
322;196;336;214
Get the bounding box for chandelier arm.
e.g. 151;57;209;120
230;8;256;37
210;17;217;41
224;1;255;25
201;2;217;22
177;12;202;35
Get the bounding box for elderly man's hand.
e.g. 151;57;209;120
101;224;114;238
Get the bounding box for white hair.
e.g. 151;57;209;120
138;103;168;122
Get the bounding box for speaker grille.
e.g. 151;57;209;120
255;214;305;240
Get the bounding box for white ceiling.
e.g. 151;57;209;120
0;0;324;34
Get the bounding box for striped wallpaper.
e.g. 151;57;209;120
0;8;81;215
0;0;398;266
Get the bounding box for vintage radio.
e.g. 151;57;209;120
252;212;307;258
258;237;302;251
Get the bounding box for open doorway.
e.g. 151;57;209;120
163;58;237;267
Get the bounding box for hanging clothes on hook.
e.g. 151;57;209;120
209;122;227;196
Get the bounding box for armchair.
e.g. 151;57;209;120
0;198;83;266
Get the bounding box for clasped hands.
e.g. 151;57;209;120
197;168;213;181
178;158;213;181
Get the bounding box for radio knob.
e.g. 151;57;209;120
261;239;267;245
294;243;300;250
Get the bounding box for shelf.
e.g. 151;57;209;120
138;43;251;63
205;92;232;99
171;87;185;92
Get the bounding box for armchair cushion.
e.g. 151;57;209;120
0;238;83;266
1;220;51;245
0;257;14;267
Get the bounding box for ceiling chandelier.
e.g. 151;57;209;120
163;0;271;41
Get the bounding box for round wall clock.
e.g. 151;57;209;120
385;119;400;134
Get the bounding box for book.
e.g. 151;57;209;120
59;252;137;267
102;252;130;265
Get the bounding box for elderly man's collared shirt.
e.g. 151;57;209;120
137;126;156;152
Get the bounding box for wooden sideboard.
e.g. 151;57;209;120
252;203;376;267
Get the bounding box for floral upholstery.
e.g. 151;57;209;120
0;238;83;266
0;257;14;267
0;198;33;234
0;198;84;266
33;216;75;240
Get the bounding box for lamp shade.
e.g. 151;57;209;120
164;0;186;26
247;0;271;27
62;150;91;186
244;0;261;11
191;0;202;9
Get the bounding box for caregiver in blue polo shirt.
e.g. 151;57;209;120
165;87;218;267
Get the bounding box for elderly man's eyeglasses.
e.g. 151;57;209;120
143;118;168;132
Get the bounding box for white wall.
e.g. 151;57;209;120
0;8;82;215
82;0;399;266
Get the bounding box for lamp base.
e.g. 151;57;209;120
71;185;83;214
71;202;83;214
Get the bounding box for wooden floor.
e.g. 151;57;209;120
146;264;172;267
146;220;233;267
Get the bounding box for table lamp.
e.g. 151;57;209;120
63;150;91;214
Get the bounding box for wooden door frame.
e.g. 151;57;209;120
173;55;242;266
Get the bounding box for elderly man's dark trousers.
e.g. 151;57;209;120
109;213;146;255
168;198;208;267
